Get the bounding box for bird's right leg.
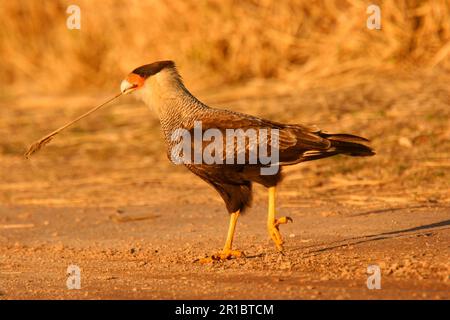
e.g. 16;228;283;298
198;210;242;263
267;186;292;252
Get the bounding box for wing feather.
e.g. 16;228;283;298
181;109;330;165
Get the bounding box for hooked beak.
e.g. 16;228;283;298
120;80;137;94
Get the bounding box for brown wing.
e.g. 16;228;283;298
183;109;331;165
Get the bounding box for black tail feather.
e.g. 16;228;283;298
324;133;375;157
300;132;375;162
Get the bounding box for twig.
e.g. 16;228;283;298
24;92;123;158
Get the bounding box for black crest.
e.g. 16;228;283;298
132;60;175;78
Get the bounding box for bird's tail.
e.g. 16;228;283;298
301;133;375;162
323;133;375;156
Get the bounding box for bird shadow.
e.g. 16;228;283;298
348;204;449;217
290;219;450;258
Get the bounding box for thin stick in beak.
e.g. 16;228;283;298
24;92;123;158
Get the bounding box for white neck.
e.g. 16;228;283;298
136;68;206;119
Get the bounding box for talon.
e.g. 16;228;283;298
275;242;284;253
268;222;285;252
274;216;293;227
268;215;292;252
197;249;243;263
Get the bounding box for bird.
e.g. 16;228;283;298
120;60;375;262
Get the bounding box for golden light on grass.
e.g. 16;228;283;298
24;92;123;158
1;1;449;92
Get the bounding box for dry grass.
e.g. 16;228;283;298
1;0;450;93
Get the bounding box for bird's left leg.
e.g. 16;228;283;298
198;210;242;263
267;186;292;252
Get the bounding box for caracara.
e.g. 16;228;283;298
120;61;375;262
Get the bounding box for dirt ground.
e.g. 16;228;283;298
0;70;449;299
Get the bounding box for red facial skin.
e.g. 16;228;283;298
126;73;145;90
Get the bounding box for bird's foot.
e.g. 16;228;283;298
268;216;293;252
197;249;243;263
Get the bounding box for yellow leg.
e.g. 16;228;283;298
267;186;292;252
198;210;242;263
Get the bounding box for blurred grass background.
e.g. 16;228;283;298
1;0;450;92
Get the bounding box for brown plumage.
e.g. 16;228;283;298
121;60;375;261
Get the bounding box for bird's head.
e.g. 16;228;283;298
120;60;176;95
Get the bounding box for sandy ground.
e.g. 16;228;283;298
0;71;449;299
